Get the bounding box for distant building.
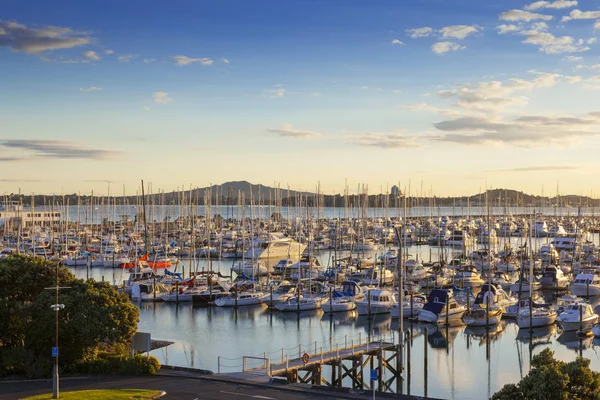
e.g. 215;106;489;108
391;185;400;197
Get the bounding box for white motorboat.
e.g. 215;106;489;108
453;266;484;288
390;294;426;319
462;307;503;326
214;292;265;307
275;296;324;312
231;260;271;277
540;265;570;290
356;288;395;315
245;233;306;260
131;282;170;301
516;307;558;329
510;278;541;294
417;289;466;324
322;296;356;313
569;272;600;297
362;267;395;286
556;302;598;332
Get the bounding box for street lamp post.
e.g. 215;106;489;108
50;303;64;399
45;262;70;400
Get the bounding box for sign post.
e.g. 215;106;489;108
370;368;377;400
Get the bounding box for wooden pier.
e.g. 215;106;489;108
220;332;404;392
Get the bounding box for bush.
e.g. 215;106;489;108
119;355;160;375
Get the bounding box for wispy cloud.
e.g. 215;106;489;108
488;165;578;172
143;58;156;63
153;92;172;104
349;131;419;149
439;25;479;40
263;85;287;98
432;41;464;54
562;9;600;22
104;49;114;55
80;86;102;92
220;57;230;64
267;124;322;139
391;39;404;45
406;27;433;38
118;54;137;62
173;55;214;66
525;1;577;11
0;20;92;54
82;50;100;60
0;140;118;160
499;10;553;22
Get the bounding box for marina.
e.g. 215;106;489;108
11;199;600;399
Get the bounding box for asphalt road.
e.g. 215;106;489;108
0;375;352;400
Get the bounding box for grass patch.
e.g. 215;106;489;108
23;389;162;399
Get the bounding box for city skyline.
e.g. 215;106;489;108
3;0;600;196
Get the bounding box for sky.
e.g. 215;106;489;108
3;0;600;197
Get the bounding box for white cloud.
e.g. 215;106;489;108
173;55;214;66
104;49;114;55
153;92;172;104
439;25;479;40
436;71;564;113
406;27;433;38
0;20;91;54
595;21;600;30
523;32;589;53
349;131;419;149
263;85;287;98
267;124;322;139
143;106;150;111
80;86;102;92
565;55;583;61
588;37;598;44
432;41;464;54
563;10;600;22
82;50;100;61
391;39;404;45
118;54;137;62
499;9;553;22
575;63;600;69
525;0;577;10
143;58;155;63
497;24;520;34
220;57;230;64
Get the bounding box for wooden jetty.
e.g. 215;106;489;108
220;332;404;392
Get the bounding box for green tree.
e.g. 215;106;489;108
0;255;140;377
492;348;600;400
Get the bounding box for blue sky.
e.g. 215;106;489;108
2;0;600;196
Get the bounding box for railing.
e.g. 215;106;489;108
217;330;400;375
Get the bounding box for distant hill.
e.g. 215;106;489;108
6;183;600;208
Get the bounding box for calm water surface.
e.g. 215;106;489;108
70;240;600;400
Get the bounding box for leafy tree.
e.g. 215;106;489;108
492;348;600;400
0;255;140;377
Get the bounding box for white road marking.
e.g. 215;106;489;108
219;391;276;399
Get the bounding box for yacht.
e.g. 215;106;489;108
231;260;271;277
275;295;324;312
361;267;395;286
417;289;466;324
390;293;426;319
510;277;541;294
356;288;395;315
214;291;265;307
551;234;579;252
244;233;307;260
516;307;558;329
453;266;485;288
539;244;558;263
462;307;503;326
272;258;296;275
446;230;476;249
131;282;170;301
568;271;600;297
540;265;570;290
556;302;598;332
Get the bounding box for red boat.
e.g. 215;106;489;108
121;254;172;270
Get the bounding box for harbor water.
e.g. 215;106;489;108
69;237;600;400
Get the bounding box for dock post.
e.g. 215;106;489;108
367;289;372;319
329;286;333;315
298;344;301;359
270;286;274;308
153;275;156;300
378;347;383;391
315;341;317;356
281;348;284;363
337;360;342;387
345;335;347;349
424;327;428;398
218;356;220;374
176;281;179;304
407;329;411;395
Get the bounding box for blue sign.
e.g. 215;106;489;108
52;347;58;357
370;368;377;381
